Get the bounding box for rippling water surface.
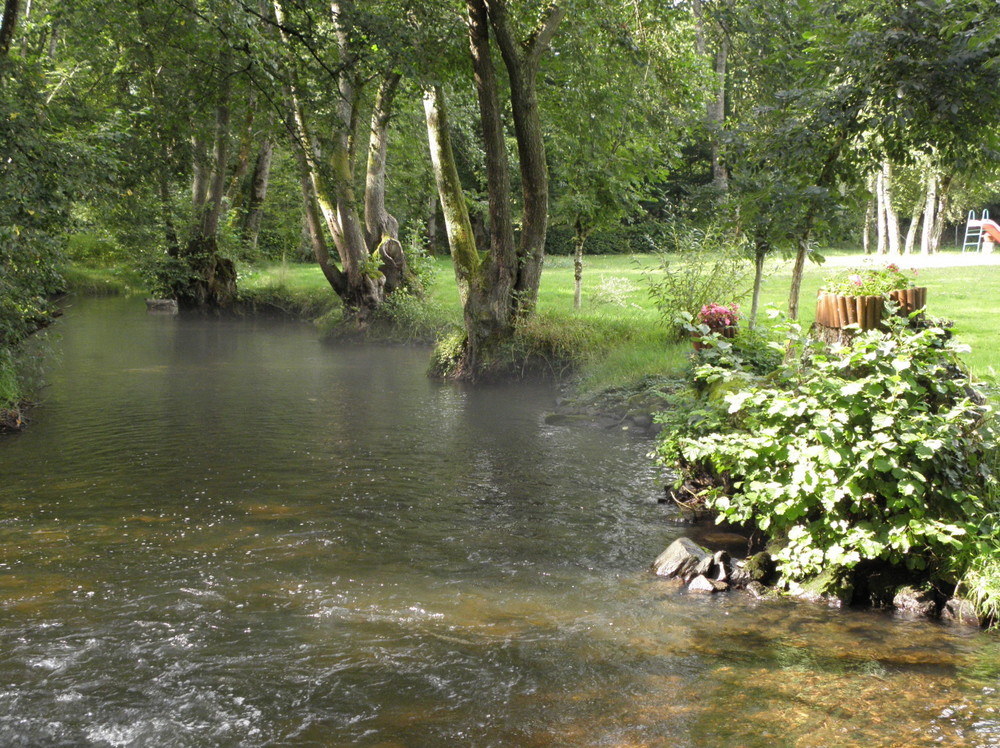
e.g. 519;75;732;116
1;297;998;747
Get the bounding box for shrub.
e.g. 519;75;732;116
645;223;754;340
654;312;1000;603
823;262;918;296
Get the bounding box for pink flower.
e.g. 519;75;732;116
849;274;863;286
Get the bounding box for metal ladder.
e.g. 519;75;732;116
962;209;989;252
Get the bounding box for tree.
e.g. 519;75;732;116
424;0;563;374
545;2;700;309
270;0;411;319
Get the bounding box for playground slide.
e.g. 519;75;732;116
981;219;1000;244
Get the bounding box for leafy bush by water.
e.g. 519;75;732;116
654;313;1000;614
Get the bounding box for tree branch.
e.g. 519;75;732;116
526;3;565;62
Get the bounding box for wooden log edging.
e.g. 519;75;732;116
815;287;927;331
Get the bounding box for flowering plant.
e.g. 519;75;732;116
698;302;739;329
823;263;917;296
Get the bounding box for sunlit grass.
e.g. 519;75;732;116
235;250;1000;385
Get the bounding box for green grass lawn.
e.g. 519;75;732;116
238;250;1000;386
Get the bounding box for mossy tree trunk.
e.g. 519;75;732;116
175;53;237;309
274;0;408;321
423;0;564;376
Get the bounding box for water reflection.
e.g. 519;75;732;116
0;297;997;746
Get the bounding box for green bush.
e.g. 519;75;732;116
645;224;755;340
654;313;1000;606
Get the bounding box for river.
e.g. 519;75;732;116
0;296;998;746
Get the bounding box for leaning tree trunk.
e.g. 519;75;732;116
424;85;499;374
291;137;347;295
274;0;385;318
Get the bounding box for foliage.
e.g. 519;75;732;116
400;227;439;295
544;222;671;256
0;63;74;347
645;223;754;339
369;291;450;342
822;263;917;296
654;312;1000;601
0;348;19;409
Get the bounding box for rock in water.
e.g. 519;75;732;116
652;538;712;581
941;597;981;627
146;298;179;314
892;586;938;618
687;575;729;593
687;575;717;593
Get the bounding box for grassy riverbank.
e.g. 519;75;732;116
237;250;1000;388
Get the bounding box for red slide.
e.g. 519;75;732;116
982;219;1000;244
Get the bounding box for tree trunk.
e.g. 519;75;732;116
291;133;347;295
710;37;729;192
487;0;564;317
0;0;20;62
903;198;922;256
920;170;937;255
190;133;209;214
749;242;766;330
226;92;257;209
882;161;900;254
158;148;180;258
274;0;384;317
364;70;408;294
426;193;440;253
930;175;952;253
875;169;887;255
177;79;237;308
425;85;499;372
788;135;845;319
862;197;874;254
573;216;587;310
789;233;810;321
241;137;273;253
468;0;517;323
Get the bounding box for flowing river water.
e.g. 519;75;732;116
1;296;999;747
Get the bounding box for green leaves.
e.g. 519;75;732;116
653;312;1000;589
